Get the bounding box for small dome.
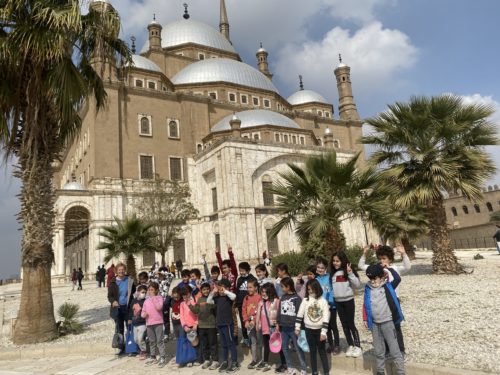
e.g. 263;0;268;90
337;62;347;68
141;19;237;54
126;55;162;73
172;58;278;93
287;89;329;106
212;109;300;132
62;182;86;191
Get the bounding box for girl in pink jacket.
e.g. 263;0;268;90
141;282;166;367
179;285;200;366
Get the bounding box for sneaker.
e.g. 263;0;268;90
345;346;354;357
209;361;220;370
169;357;177;364
226;363;239;373
287;368;297;375
139;351;147;360
203;360;212;369
248;361;258;369
300;371;307;375
219;361;229;372
158;358;167;368
260;362;272;372
332;346;341;355
351;346;363;358
187;362;193;367
193;361;202;366
275;364;287;373
145;357;158;365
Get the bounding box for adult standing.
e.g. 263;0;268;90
98;265;106;287
494;224;500;255
108;263;136;355
96;266;101;288
77;267;84;290
71;268;78;291
106;264;115;288
175;259;183;279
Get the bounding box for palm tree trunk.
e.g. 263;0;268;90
126;254;137;281
12;157;57;344
324;225;345;257
160;250;166;267
427;197;463;274
401;235;416;260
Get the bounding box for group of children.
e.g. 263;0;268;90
122;244;411;375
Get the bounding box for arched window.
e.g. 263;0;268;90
333;140;340;148
197;144;203;153
262;175;274;206
486;202;493;212
139;116;151;136
474;204;480;213
451;207;458;216
462;205;469;214
168;120;179;139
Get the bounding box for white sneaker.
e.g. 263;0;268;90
351;346;363;358
287;368;296;375
345;346;355;357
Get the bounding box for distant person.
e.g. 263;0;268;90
71;268;78;291
106;264;115;288
493;224;500;255
96;266;101;288
77;267;84;290
98;265;106;287
170;262;176;275
175;259;183;278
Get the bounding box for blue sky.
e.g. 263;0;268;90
1;0;499;279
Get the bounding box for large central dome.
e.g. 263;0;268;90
141;19;237;54
172;58;279;93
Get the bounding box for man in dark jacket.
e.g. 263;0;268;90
175;259;183;278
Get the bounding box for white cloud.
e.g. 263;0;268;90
274;21;418;101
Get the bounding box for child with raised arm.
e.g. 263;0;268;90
363;264;405;375
215;244;239;339
295;265;316;299
295;279;330;375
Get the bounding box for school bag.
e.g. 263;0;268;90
176;336;197;365
125;326;139;354
112;332;124;349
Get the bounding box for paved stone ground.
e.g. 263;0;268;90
0;355;359;375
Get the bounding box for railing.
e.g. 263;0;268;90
417;236;496;250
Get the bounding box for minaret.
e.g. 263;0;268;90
256;43;273;80
148;14;162;51
334;54;360;121
220;0;231;43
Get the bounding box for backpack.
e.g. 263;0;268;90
112;332;124;349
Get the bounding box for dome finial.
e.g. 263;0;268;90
260;42;263;49
130;35;136;54
339;53;342;64
299;75;304;90
153;13;156;21
183;3;190;19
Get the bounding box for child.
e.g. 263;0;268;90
190;268;202;297
295;265;316;299
295;279;330;375
359;244;409;357
315;257;340;355
215;245;239;339
129;284;148;360
274;263;290;298
256;283;286;372
242;279;262;369
169;287;182;339
330;251;362;357
208;278;239;373
277;277;307;375
255;264;274;287
189;282;219;370
137;271;149;288
236;261;257;346
178;269;191;289
141;282;167;368
179;285;200;367
202;254;220;289
363;264;405;375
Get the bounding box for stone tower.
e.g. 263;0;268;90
148;15;162;51
220;0;231;43
256;43;273;80
334;56;360;121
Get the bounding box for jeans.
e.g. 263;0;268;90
147;324;166;358
281;327;307;372
336;299;361;347
372;321;404;375
262;333;286;365
218;324;237;364
305;328;329;375
248;327;260;362
114;305;128;336
199;327;218;362
133;324;147;352
327;308;340;347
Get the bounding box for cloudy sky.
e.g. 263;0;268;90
0;0;499;279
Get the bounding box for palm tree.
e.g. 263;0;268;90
97;216;157;281
268;150;391;256
362;94;497;274
0;1;130;343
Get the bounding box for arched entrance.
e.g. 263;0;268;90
64;206;90;275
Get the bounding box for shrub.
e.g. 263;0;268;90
344;244;377;271
56;302;83;335
270;251;312;277
473;253;484;260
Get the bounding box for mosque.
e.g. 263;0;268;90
51;0;374;278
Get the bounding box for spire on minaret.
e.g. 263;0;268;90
299;75;304;90
339;53;342;63
220;0;231;42
183;3;190;19
130;36;136;54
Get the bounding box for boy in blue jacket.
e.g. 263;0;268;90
362;264;405;375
